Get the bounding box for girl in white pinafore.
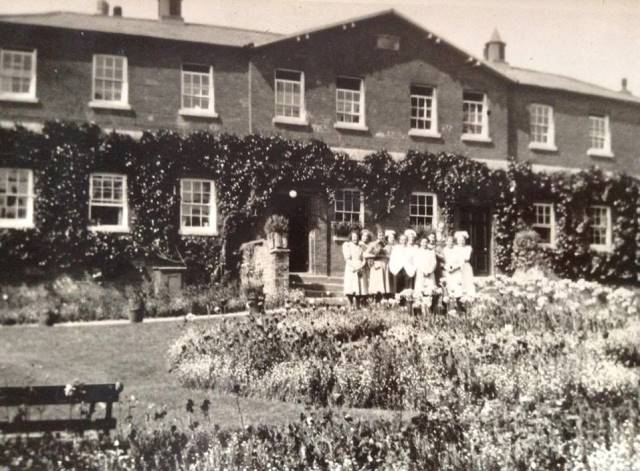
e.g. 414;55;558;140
388;234;407;293
403;229;418;290
443;235;463;300
414;238;438;296
343;230;367;308
454;231;476;298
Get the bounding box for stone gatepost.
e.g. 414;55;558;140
239;239;290;297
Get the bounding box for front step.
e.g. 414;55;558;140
289;273;343;297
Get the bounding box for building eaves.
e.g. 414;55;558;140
0;11;283;47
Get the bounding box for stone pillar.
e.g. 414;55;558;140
264;248;290;296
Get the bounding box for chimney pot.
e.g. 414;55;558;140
621;78;630;94
113;6;123;17
96;0;109;15
158;0;183;21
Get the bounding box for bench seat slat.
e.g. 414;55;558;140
0;384;120;406
0;418;117;434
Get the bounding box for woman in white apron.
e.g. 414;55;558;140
403;229;418;290
388;233;407;293
415;237;437;315
454;231;476;298
343;230;366;309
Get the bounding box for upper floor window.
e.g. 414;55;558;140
333;189;363;224
180;179;217;235
180;64;215;117
529;104;556;151
0;49;37;102
409;85;439;137
0;168;34;229
462;91;489;141
90;54;129;109
587;115;613;158
588;205;612;251
89;173;128;232
532;203;555;246
335;77;367;131
409;192;438;229
273;69;306;125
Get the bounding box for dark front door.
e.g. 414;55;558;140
272;194;309;272
459;207;492;276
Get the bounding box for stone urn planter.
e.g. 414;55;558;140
243;281;265;315
264;215;289;250
126;287;146;323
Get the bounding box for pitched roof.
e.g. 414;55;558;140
488;62;640;105
0;11;282;47
260;9;640;106
1;9;638;105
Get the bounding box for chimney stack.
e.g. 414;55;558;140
621;78;631;94
484;28;506;63
96;0;109;15
112;5;123;16
158;0;183;21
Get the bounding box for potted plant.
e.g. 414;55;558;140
264;214;289;249
243;280;265;315
125;285;147;323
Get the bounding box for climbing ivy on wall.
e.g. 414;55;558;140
0;121;638;284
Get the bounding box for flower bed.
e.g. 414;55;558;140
166;275;640;467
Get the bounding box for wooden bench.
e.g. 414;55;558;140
0;383;123;434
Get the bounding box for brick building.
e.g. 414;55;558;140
1;1;638;287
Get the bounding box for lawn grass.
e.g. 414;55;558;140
0;318;399;430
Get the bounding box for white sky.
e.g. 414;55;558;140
1;0;639;94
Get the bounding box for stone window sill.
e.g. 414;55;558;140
89;100;132;111
587;148;614;159
273;115;309;126
408;129;442;139
0;95;39;104
334;122;369;132
590;244;612;253
461;134;492;143
529;142;558;153
179;108;219;119
0;220;35;229
179;228;218;236
88;225;130;233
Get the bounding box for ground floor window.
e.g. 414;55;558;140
89;173;128;232
0;168;34;228
333;188;363;223
180;178;217;235
588;205;611;251
409;192;437;228
532;203;555;246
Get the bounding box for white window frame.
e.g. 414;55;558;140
588;205;612;252
587;114;613;158
88;173;129;232
273;69;307;126
179;178;217;236
334;76;367;132
179;64;217;118
0;49;37;103
529;104;557;151
89;54;130;110
408;85;440;138
333;188;364;224
0;168;35;229
461;91;490;142
409;192;438;229
532;203;556;247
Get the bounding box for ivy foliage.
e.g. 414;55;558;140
0;121;637;284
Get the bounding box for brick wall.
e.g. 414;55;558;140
0;25;250;135
511;86;640;175
250;15;510;164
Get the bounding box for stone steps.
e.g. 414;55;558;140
289;272;343;297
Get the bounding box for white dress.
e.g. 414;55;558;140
443;246;463;298
365;241;390;294
414;248;437;295
388;244;404;276
443;245;476;298
343;241;367;296
403;245;418;279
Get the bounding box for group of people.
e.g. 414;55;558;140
342;228;476;313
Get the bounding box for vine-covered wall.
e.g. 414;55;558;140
0;121;638;284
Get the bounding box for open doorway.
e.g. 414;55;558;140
271;193;310;272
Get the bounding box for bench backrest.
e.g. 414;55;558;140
0;384;121;406
0;383;122;434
